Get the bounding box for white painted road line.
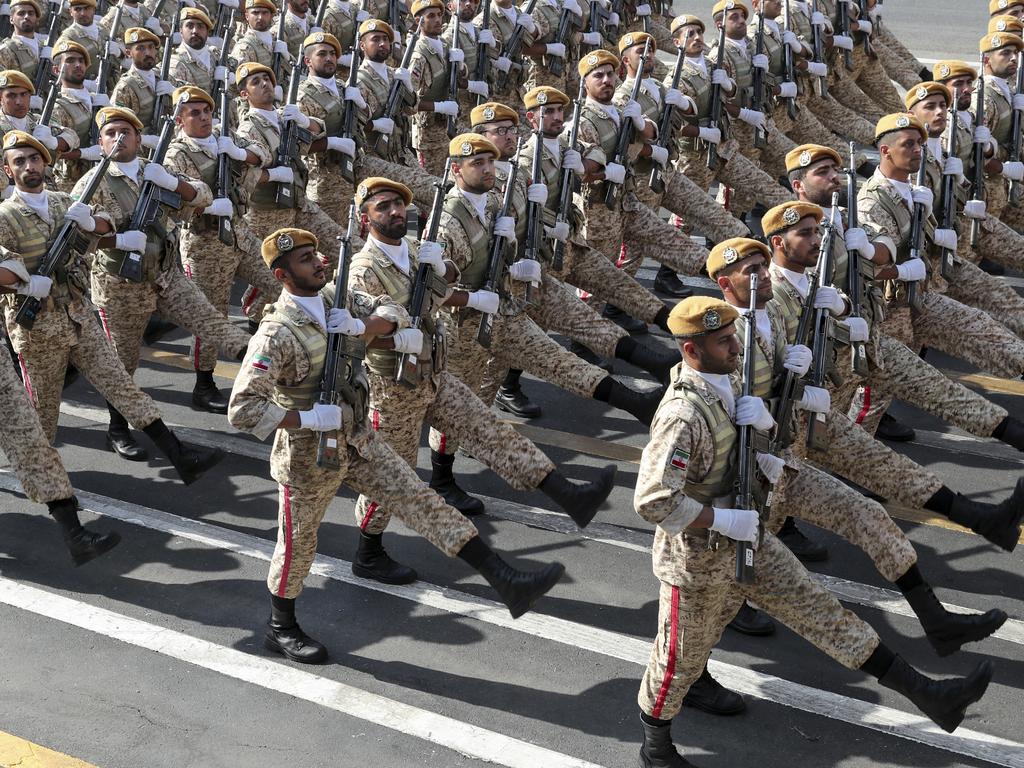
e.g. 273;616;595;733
2;475;1018;768
0;578;606;768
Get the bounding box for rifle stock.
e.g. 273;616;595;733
734;272;761;584
601;38;650;209
551;78;584;271
845;142;870;377
705;21;727;169
648;48;684;194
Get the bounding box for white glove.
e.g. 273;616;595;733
266;165;294;184
273;40;289;56
78;144;103;162
755;451;786;484
417;240;446;276
896;257;927;282
143;163;179;191
509;258;542;282
478;28;496;46
580;31;601;46
814;285;845;314
709;507;760;543
433;100;459;116
664;88;687;109
544;220;570;242
783;30;801;52
562;0;581;15
843;226;874;258
83;77;97;91
515;12;536;32
778;81;798;99
91;93;110;107
155;79;174;96
144;16;163;33
806;61;828;77
649;144;669;166
797;385;831;414
218;0;239;8
1003;160;1024;182
299;403;343;431
371;117;395;135
711;68;731;88
115;230;147;252
326;307;366;336
855;19;872;35
545;42;566;58
698;126;722;144
16;274;52;299
738;107;766;130
0;3;9;14
527;183;548;204
942;156;963;178
339;52;353;68
204;197;233;217
140;134;160;150
393;66;412;90
493;215;516;240
494;55;512;73
467;79;489;97
622;99;644;130
392;327;424;353
634;2;651;15
974;125;991;145
603;161;625;184
213;65;227;82
467;289;500;313
833;33;854;51
783;343;812;376
811;10;826;26
448;47;465;64
562;148;584;172
327;136;356;156
1014;94;1024;111
751;53;769;71
963;199;987;219
607;11;619;26
932;227;958;251
31;123;57;150
843;316;869;342
355;7;369;21
735;395;775;431
280;103;311;128
64;200;96;231
217;135;248;161
910;184;933;217
29;95;42;111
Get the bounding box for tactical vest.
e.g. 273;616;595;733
114;71;156;130
440;189;491;289
614;76;661;178
413;39;449;104
579;102;622;205
299;78;344;137
495;163;528;241
1;39;38;79
445;18;478;80
711;37;753;108
94;164;173;281
55;94;91;146
266;300;330;411
57;26;104;78
168;140;224;231
0;199;75;306
356;63;411;163
244;113;307;209
981;78;1013;155
674;61;717;155
734;304;787;399
322;1;357;51
749;15;786;81
170;49;214;93
231;32;275;69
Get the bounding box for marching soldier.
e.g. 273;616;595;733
168;6;219;93
111;26;175;133
230;0;288;93
408;0;461;175
281;0;313;59
99;0;162;43
316;0;361;53
0;0;45;82
56;0;110;80
228;226;566;663
444;0;490;116
50;39;107;190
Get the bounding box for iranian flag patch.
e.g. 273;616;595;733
252;354;271;371
669;448;689;472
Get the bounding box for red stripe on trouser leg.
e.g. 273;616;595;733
651;585;680;719
371;408;380;431
361;502;379;531
616;242;628;268
438;433;447;454
17;353;35;405
417;151;426;169
276;485;294;597
242;287;261;315
722;186;732;212
97;307;112;341
854;385;872;425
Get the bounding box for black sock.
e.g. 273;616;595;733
640;711;671;727
859;644;897;679
270;594;296;625
993;417;1010;440
456;535;489;569
614;336;637;359
196;369;215;386
894;564;925;594
653;306;670;331
593;376;613;401
923;486;956;515
47;498;82;534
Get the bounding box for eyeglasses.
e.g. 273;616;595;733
482;125;517;136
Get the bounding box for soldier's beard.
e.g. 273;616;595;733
371;219;406;240
19;174;43;190
369;50;389;62
187;37;207;49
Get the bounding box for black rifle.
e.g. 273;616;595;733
444;16;459;138
117;103;183;281
389;0;407;52
372;28;418;155
337;39;362;182
734;272;764;584
216;85;234;245
809;0;827;96
150;0;183;133
856;0;872;56
271;4;289;86
751;10;767;148
474;0;491;102
845;141;870;377
836;0;853;71
905;138;928;309
938;96;960;280
969;49;985;249
476;137;523;348
601;37;650;209
546;1;570;77
705;20;726;170
805;199;841;453
551;78;584;271
1011;51;1024;203
15;133;126;329
493;0;538;90
90;6;123;145
209;8;237;109
316;198;367;469
396;165;451;387
0;4;10;40
310;0;329;31
522;109;543;303
274;58;313;206
781;0;797;120
648;46;683;194
582;0;604;55
36;61;64;127
32;6;63;96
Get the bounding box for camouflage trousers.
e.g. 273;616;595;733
0;337;74;504
308;161;352;224
637;532;879;720
829;71;886;125
773;96;849;159
353;371;554;534
268;429;478;599
430;308;607;456
91;267;250;378
528;270;626;358
634;167;748;244
852;47;905;115
974;212;1024;272
181;222;280;372
876;23;924;77
621;199;710;278
677;141;795;221
875;36;923;90
997;195;1024;236
730;117;798;182
5;298;162;444
944;258;1024;339
805;91;877;147
415;131;451;178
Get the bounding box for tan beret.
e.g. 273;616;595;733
448;132;499;159
904;81;952;110
2;129;51;164
989;14;1024;34
670;14;705;34
706;237;771;278
53;39;92;67
410;0;442;14
95;105;144;131
785;143;842;173
236;61;276;87
124;26;161;46
180;6;214;27
173;84;214;109
355;177;413;208
262;228;318;267
68;0;97;9
0;70;34;93
244;0;277;11
10;0;41;15
932;59;977;82
358;18;394;38
712;0;748;17
523;86;569;110
761;202;824;238
578;49;619;79
981;32;1024;53
302;30;341;55
617;31;655;54
470;102;519;127
874;112;927;143
667;296;739;338
990;0;1024;15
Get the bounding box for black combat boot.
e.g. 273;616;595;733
876;654;992;733
63;364;79;390
978;257;1006;275
652;306;672;334
48;497;121;566
652;266;692;298
776;516;829;562
902;583;1007;656
105;402;148;461
429;450;484;515
192;370;229;414
593;377;664;426
142;419;225;485
615;337;681;385
994;416;1024;452
603;303;649;334
538;466;616;529
727;601;775;636
493;369;541;418
939;479;1024;552
264;595;328;664
351;532;417;585
569;340;614;373
457;537;563;618
876;411;915;442
638;716;701;767
682;665;746;715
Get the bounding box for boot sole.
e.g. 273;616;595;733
179;448;227;486
263;634;328;665
70;532;122;567
507;562;565;619
931;610;1009;657
494;398;542;419
105;436;149;462
566;465;617;529
930;660;993;733
191;395;229;415
351;563;418;585
682;693;747;716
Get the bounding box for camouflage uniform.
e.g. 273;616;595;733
51;88;96;191
168;41;220;94
297;72;353;225
56;22;109;79
111;66;161;133
99;1;154;44
409;32;456;175
0;35;41;81
0;109;81;191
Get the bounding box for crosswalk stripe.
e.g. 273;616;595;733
0;578;606;768
3;476;1019;767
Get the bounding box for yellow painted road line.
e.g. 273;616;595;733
138;347;241;381
0;730;99;768
951;371;1024;397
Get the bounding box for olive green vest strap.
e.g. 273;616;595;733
441;194;490;289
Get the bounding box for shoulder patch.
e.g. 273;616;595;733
669;448;689;472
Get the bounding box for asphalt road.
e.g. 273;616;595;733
1;4;1022;768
